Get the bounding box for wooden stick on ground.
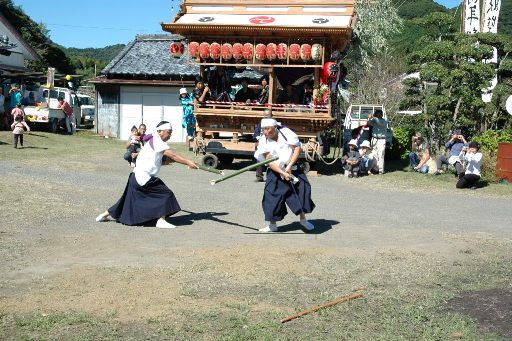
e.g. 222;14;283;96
280;292;364;323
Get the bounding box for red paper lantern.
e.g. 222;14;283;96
311;44;322;61
188;42;199;58
289;43;300;61
169;42;184;58
232;43;243;60
266;43;277;61
199;42;210;59
210;42;221;60
255;43;266;61
277;43;287;60
300;44;312;61
221;43;233;60
322;62;339;83
242;43;253;60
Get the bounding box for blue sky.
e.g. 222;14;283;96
13;0;462;49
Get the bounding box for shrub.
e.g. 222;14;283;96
389;126;414;160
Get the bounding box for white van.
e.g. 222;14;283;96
77;94;95;127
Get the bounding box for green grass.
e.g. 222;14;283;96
2;243;510;340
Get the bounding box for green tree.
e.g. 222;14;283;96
351;0;403;68
400;12;511;151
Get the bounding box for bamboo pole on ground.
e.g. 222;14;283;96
280;292;364;323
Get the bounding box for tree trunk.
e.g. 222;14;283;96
453;97;462;122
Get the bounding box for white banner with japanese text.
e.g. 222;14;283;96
482;0;501;63
464;0;480;34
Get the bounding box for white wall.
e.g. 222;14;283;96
120;86;186;143
0;20;37;68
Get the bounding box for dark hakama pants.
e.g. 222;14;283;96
262;168;315;222
108;173;181;225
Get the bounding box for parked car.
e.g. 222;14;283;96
77;94;95;127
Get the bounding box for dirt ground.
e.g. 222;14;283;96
0;131;511;340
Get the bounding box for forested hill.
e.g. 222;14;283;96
394;0;511;35
391;0;511;55
63;45;126;63
393;0;448;19
62;45;126;80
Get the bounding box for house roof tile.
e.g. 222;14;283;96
101;34;199;78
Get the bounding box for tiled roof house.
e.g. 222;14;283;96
91;34;262;141
90;34;199;142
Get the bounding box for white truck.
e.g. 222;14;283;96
343;104;393;150
23;86;80;133
77;94;95;128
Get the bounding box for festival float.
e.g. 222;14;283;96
162;0;355;170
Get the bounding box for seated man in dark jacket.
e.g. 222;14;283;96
234;78;256;103
435;129;467;177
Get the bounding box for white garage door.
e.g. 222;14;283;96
120;86;185;143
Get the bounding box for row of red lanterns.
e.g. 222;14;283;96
170;41;323;62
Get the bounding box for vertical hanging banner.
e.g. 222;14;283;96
482;0;501;33
464;0;480;34
482;0;502;63
481;0;502;102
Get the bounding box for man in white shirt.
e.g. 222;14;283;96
456;141;483;190
96;121;198;228
254;118;315;233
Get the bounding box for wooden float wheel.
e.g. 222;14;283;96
201;153;219;169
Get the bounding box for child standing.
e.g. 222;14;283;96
342;139;361;178
124;125;141;167
179;88;196;140
11;115;30;148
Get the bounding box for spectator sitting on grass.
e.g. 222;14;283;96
435;129;467;177
342;139;361;178
358;140;375;176
456;141;482;190
409;132;430;174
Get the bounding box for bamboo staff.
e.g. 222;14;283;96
280;292;364;323
195;164;224;175
210;156;279;185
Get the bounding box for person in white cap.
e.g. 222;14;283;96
254;118;315;233
179;87;195;140
358;140;375;176
341;139;361;177
95;121;198;228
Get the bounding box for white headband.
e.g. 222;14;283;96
157;123;172;131
261;118;278;128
